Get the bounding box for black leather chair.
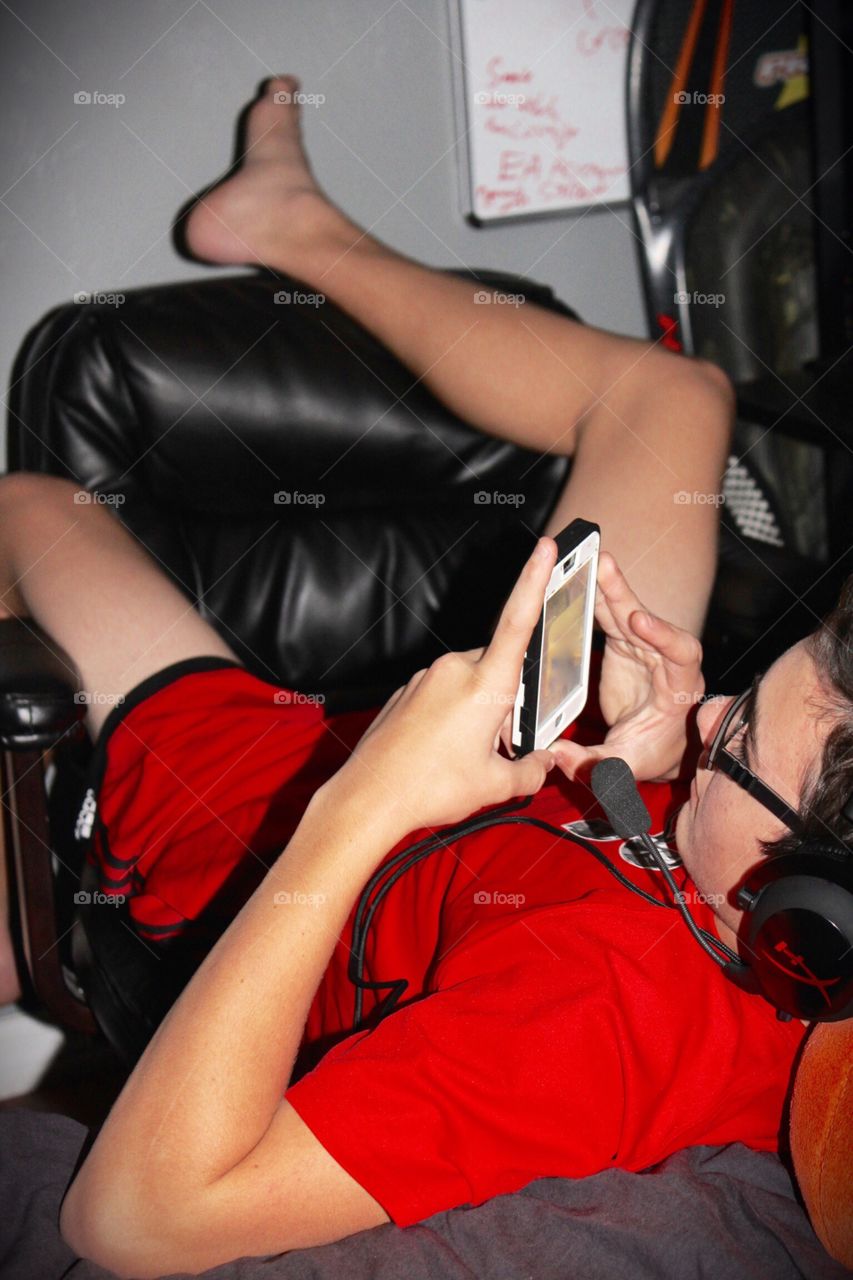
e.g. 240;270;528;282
2;268;573;1061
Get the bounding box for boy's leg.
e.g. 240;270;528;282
186;77;733;635
0;473;240;742
0;472;241;1004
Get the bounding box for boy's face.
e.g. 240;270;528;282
675;640;831;947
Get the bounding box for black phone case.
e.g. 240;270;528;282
516;518;600;756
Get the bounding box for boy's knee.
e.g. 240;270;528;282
644;351;735;449
686;358;736;461
691;357;735;420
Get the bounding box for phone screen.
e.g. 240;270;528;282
538;557;593;723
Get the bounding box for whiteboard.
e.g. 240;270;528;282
449;0;634;222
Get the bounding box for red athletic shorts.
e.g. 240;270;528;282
82;658;380;957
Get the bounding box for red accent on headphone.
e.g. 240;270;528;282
763;940;841;1009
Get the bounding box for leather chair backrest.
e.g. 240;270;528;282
9;270;571;707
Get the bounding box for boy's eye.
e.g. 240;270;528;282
727;724;748;764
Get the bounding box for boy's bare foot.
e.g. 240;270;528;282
184;76;349;273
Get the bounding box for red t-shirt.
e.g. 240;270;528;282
286;774;806;1226
87;661;807;1229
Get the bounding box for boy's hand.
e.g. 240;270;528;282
549;552;704;783
323;539;559;842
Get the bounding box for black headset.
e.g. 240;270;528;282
348;762;853;1032
734;838;853;1022
591;757;853;1024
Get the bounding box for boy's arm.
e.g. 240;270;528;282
59;539;560;1279
61;785;398;1277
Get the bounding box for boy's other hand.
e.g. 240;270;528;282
549;552;704;783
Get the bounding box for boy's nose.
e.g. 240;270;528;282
696;694;733;758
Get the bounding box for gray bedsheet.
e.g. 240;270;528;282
1;1108;849;1280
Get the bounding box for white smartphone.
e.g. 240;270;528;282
511;519;600;755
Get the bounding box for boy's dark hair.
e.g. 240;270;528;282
763;573;853;858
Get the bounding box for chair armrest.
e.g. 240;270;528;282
0;618;84;749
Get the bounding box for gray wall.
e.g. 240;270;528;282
1;0;647;471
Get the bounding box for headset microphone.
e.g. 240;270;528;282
590;758;751;978
350;758;852;1031
588;757;654;839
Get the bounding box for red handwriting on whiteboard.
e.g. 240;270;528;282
576;0;629;58
477;59;578;152
485;56;533;87
577;25;629;56
540;160;626;201
497;150;542;182
485;116;578;149
482;93;560;121
491;151;625;207
474;184;530;214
